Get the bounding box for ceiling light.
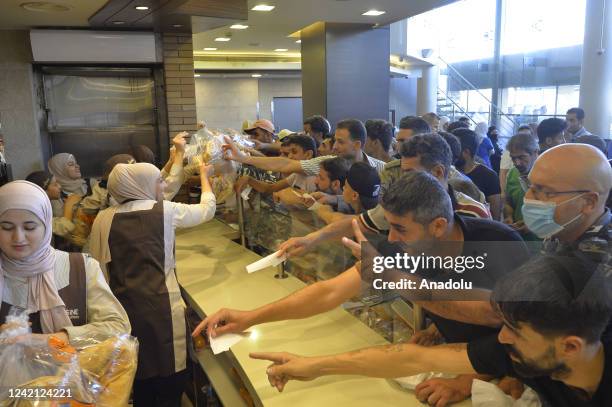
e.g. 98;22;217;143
172;24;183;28
274;48;288;52
135;6;149;11
204;47;218;51
362;10;386;16
295;40;301;43
215;37;231;42
230;24;249;29
20;2;71;12
112;21;125;25
194;74;201;78
252;4;275;11
252;74;262;78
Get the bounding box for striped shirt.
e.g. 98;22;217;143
300;153;386;176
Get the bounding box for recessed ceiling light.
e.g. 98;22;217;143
215;37;231;42
194;74;201;78
20;2;72;12
112;21;125;25
274;48;288;52
172;24;183;28
204;47;218;51
230;24;249;29
135;6;149;11
362;9;386;16
252;74;262;78
252;4;275;11
295;40;301;43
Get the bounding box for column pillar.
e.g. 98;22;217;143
578;0;611;138
162;33;198;137
416;65;439;116
301;22;390;126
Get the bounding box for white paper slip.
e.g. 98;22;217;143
245;250;287;273
241;185;252;201
209;332;246;355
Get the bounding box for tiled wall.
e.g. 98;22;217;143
0;31;44;179
162;33;198;136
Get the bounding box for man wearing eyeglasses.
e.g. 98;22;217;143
522;143;612;339
503;133;540;241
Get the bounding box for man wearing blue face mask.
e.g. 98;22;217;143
522;143;612;338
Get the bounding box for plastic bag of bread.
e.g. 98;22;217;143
0;309;138;407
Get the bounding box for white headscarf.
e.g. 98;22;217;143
0;181;72;333
48;153;86;195
438;116;450;131
475;122;488;145
89;163;161;267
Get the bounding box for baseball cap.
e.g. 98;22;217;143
346;162;381;209
277;129;294;140
245;119;275;134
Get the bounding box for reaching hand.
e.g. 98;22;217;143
172;132;189;153
277;235;315;258
414;376;472;407
222;136;248;163
497;376;525;400
200;164;214;178
310;191;337;205
341;218;367;260
250;352;319;392
191;308;251;338
408;324;443;347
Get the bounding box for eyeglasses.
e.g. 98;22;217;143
527;186;592;200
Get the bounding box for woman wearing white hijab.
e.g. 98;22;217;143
48;153;89;196
0;181;130;342
89;161;215;407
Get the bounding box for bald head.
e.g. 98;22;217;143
531;143;612;196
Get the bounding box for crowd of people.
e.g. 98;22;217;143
0;105;610;407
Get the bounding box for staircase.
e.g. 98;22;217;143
436;56;518;142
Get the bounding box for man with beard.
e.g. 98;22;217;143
503;133;540;241
251;255;612;407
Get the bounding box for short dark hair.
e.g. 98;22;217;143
320;157;350;187
399;133;452;179
566;107;585;120
458;116;471;124
286;134;317;157
304;115;331;137
336;119;367;146
398;116;431;134
452;128;479;157
537;118;567;144
492;256;612;344
447;120;470;133
381;171;453;224
575;134;607;155
438;131;461;165
26;171;53;190
507;133;539;155
365;119;394;152
517;124;532;134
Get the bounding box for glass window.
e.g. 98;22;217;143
406;0;496;63
501;0;586;55
555;85;580;115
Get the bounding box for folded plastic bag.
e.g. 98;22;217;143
471;379;541;407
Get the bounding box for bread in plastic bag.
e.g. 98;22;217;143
0;308;138;407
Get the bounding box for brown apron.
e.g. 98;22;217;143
0;253;88;332
106;201;176;380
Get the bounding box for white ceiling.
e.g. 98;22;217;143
0;0;108;29
193;0;454;54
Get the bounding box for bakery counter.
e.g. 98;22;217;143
176;220;471;407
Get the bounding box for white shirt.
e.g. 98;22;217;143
2;251;131;342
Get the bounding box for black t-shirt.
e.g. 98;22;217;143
465;164;501;198
424;215;530;343
468;335;612;407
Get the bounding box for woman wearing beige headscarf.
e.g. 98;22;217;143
0;181;130;342
89;161;215;407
